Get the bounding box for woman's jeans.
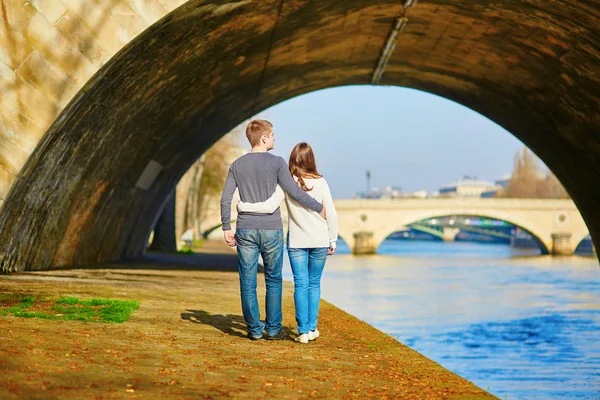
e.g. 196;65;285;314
287;247;328;334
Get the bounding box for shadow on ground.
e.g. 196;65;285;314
75;251;266;273
181;309;295;341
182;309;248;338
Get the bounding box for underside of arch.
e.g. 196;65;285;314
575;234;595;252
375;213;552;254
0;0;599;271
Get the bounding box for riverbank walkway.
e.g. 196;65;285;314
0;241;496;399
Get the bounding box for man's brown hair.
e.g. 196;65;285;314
245;119;273;147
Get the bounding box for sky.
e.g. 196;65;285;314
246;86;526;199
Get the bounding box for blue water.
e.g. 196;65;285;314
282;240;600;399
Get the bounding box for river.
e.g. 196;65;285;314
282;240;600;399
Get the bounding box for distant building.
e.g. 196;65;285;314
495;174;511;189
439;176;501;198
409;190;428;199
353;186;431;199
354;185;404;199
379;186;403;199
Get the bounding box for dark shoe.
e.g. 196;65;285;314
247;332;263;341
266;330;287;340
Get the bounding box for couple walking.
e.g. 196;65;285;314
220;119;338;343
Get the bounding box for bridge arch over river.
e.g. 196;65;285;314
335;199;590;255
0;1;598;271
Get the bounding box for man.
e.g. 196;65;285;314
220;120;326;340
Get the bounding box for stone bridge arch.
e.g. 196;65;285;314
336;200;590;255
0;0;598;271
574;233;595;254
368;211;553;255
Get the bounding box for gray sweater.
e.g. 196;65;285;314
220;152;323;231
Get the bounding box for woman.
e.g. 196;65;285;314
237;142;338;344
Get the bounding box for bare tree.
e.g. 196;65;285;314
195;130;242;230
498;147;570;199
174;126;245;244
538;171;570;199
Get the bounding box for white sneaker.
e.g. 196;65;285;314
308;329;320;341
295;333;309;344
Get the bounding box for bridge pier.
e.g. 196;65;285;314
442;227;460;242
353;232;377;255
551;233;574;256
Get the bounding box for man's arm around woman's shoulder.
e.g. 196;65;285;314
276;157;324;214
238;185;285;214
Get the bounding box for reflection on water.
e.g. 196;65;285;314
282;240;600;399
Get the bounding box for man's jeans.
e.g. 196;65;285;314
235;229;284;337
287;247;328;334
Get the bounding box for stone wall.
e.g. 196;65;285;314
0;0;187;205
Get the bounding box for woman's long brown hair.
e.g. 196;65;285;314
289;142;321;192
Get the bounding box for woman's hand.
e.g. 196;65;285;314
328;247;335;255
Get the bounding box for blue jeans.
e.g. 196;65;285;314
287;247;328;334
235;229;284;337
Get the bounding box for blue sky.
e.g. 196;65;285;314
251;86;525;199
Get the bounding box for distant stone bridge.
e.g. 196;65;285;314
204;198;589;256
335;198;589;255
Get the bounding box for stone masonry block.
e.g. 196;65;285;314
126;0;168;25
23;12;97;85
0;166;15;201
56;80;80;109
0;24;33;70
0;133;31;175
0;60;16;84
0;73;59;128
0;0;36;32
61;0;127;54
0;101;42;146
55;10;110;66
92;16;128;55
30;0;68;24
102;1;149;43
159;0;188;12
18;49;77;104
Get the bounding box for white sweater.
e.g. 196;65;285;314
238;177;338;249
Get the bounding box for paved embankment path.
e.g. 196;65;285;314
0;243;496;399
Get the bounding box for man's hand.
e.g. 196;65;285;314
223;230;236;247
328;247;335;256
319;202;327;220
